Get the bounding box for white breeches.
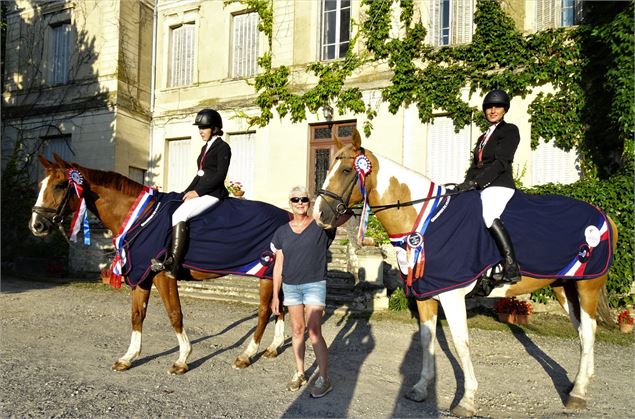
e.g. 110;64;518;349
172;195;219;225
480;187;514;228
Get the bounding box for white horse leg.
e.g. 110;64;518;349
439;291;478;418
567;308;597;409
171;330;192;374
263;315;285;358
406;299;438;402
234;337;260;369
113;330;142;371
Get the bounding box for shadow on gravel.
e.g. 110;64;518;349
0;275;96;294
281;308;374;417
506;324;570;405
133;313;259;370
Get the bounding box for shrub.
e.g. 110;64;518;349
388;287;409;312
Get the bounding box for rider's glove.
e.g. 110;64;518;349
456;180;478;192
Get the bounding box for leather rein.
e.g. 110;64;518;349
31;181;74;243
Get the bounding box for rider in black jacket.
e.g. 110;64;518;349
456;90;521;284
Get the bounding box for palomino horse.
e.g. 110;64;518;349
29;154;287;374
314;130;617;417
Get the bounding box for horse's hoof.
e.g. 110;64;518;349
565;395;587;410
232;357;251;369
168;362;189;375
111;360;131;372
451;404;476;418
404;387;427;402
262;348;278;358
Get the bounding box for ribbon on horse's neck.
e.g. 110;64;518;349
66;169;91;245
353;152;373;244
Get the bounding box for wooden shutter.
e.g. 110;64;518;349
167;138;192;192
170;23;195;87
426;117;472;185
232;12;259;78
227;132;256;197
51;24;70;84
452;0;473;45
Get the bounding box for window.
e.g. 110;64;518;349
429;0;473;46
128;167;146;185
232;11;259;78
426;117;472;185
166;138;192;191
320;0;351;60
169;23;195;87
309;121;355;198
227;132;256;197
50;23;71;85
531;140;580;185
536;0;583;31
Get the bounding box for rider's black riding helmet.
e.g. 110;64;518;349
193;108;223;129
482;90;511;112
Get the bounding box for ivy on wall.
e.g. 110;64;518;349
230;0;633;178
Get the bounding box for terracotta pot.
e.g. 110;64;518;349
497;312;515;324
619;322;634;334
515;314;530;325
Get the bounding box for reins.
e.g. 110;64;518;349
31;182;74;244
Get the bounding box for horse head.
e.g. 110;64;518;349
314;128;377;229
29;154;82;238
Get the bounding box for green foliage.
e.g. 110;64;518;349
523;167;634;308
388;287;409;312
365;213;390;245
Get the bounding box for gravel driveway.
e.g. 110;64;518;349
1;276;633;418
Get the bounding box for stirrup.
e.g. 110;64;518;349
150;256;172;272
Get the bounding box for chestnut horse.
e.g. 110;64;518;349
29;155;286;374
314;130;617;417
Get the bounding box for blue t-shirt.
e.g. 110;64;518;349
271;220;335;285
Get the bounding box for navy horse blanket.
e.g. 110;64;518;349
390;191;614;298
114;192;290;289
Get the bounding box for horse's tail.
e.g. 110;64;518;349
596;284;614;327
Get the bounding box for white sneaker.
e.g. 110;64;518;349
286;371;307;391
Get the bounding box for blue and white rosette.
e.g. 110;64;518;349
354;154;373;244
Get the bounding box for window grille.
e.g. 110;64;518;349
426;117;472;185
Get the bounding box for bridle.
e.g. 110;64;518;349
316;153;463;217
31;178;74;243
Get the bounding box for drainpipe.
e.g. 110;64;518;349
147;0;158;186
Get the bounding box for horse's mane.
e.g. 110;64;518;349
74;164;144;197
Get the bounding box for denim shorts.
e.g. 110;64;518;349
282;280;327;307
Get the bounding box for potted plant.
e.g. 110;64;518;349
617;309;634;333
493;297;533;324
225;180;244;197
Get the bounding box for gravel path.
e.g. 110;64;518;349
1;276;633;418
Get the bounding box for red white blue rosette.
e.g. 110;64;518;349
354;154;373;244
354;154;372;178
66;169;90;245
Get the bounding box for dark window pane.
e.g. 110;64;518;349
315;149;331;192
324;0;337;12
339;42;349;58
315;127;333;139
325;11;336;44
337;125;353;137
340;8;350;43
341;0;350;8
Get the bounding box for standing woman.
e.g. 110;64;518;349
153;108;231;279
270;186;335;398
456;90;521;284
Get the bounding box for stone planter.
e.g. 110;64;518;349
356;247;384;285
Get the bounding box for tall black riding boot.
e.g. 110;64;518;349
166;221;187;279
488;219;521;284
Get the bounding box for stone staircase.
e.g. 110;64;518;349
177;227;389;313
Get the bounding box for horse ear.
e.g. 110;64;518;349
351;128;362;151
334;130;344;150
52;153;70;168
38;155;54;169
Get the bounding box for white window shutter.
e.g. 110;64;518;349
232;12;259;78
452;0;473;45
426;117;472;185
531;139;580;185
170;23;195;87
227;133;256;198
167;138;192;192
51;24;70;84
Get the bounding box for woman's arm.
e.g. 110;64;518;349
271;249;284;315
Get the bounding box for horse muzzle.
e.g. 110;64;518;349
29;213;53;237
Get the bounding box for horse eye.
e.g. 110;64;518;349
342;168;352;175
55;181;68;190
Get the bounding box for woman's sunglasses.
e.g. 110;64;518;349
290;197;310;203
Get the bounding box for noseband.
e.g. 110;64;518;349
31;181;73;243
316;156;359;217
